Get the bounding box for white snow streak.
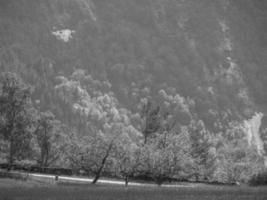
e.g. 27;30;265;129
52;29;75;42
30;174;193;188
244;112;264;156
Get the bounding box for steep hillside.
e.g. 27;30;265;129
1;0;267;155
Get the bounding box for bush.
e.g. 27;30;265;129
249;171;267;186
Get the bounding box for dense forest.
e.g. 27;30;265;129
1;0;267;185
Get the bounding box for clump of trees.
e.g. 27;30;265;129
0;72;66;169
0;72;35;168
67;131;118;184
0;72;265;186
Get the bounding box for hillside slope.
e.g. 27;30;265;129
0;0;267;154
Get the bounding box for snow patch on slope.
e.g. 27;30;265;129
219;20;229;33
244;112;264;156
52;29;75;42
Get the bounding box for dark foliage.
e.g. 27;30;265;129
249;171;267;186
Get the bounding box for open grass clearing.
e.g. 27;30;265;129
1;178;267;200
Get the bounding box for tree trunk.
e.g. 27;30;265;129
40;148;45;168
44;145;49;168
91;159;106;184
144;135;147;144
125;175;129;187
44;128;49;168
155;176;164;186
195;174;199;182
8;135;15;171
92;171;101;184
91;142;113;184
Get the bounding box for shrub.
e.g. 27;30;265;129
249;170;267;186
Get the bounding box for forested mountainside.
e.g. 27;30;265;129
1;0;267;184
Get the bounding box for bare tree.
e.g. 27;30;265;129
34;111;63;168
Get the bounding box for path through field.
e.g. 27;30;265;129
29;173;194;187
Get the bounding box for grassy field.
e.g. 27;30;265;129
0;178;267;200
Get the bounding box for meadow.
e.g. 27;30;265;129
0;178;267;200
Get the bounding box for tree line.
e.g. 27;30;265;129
0;72;265;186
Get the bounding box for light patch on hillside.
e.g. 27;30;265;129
214;60;243;85
226;59;241;84
244;112;264;156
237;88;251;105
216;18;245;85
218;33;233;52
78;0;97;22
52;29;75;42
217;18;245;85
222;38;233;52
218;19;232;52
219;20;229;33
207;86;215;95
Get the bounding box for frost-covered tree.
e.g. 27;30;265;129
212;122;265;183
67;123;129;184
69;133;117;184
113;133;141;186
139;129;193;185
